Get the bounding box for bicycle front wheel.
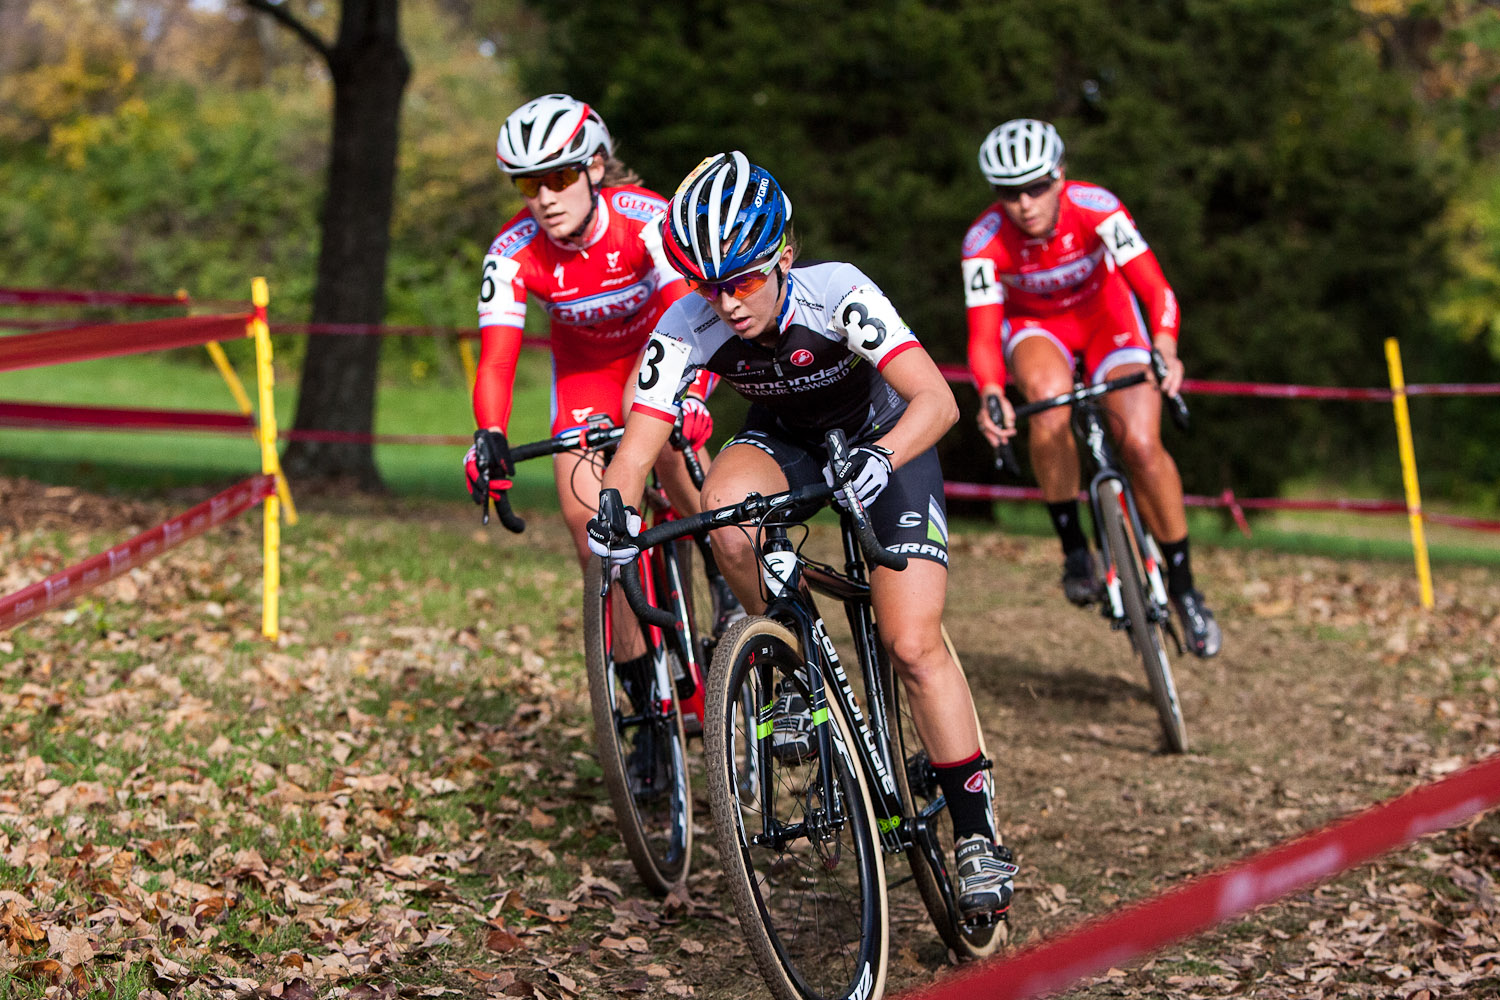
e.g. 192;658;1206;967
704;618;889;1000
1099;481;1188;753
883;625;1005;958
583;555;693;894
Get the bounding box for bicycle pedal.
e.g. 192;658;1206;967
962;909;1009;928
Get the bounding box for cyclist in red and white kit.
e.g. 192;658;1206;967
963;119;1220;657
468;96;709;553
467;94;740;635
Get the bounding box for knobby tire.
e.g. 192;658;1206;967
583;555;693;893
704;617;889;1000
1099;481;1188;753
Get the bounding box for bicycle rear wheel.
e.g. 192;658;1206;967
583;555;693;893
882;625;1005;959
1099;481;1188;753
704;618;888;1000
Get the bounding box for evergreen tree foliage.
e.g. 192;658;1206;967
520;0;1474;501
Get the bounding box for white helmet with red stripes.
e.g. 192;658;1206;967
978;119;1065;187
495;94;613;175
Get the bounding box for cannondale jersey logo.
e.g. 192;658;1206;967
790;349;814;367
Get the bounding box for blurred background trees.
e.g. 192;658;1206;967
0;0;1496;507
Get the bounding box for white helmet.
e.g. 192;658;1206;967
978;119;1065;187
495;93;613;175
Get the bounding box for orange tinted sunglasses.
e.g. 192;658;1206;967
684;268;775;300
683;238;786;299
513;166;583;198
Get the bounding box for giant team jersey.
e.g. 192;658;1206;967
962;180;1179;389
473;185;687;430
631;260;921;447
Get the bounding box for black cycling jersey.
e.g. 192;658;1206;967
630;259;949;566
631;260;921;448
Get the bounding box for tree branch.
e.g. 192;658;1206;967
243;0;332;61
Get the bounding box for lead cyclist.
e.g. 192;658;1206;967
588;151;1019;920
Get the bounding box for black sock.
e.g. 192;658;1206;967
1160;536;1194;596
616;653;651;707
932;751;996;842
1046;500;1088;556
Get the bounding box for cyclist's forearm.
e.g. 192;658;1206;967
600;413;672;508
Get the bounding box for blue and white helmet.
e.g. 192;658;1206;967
661;151;792;280
978;119;1065;187
495;93;613;175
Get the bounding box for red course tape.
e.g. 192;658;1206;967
0;475;275;632
900;753;1500;1000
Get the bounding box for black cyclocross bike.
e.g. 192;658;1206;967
473;418;748;893
606;430;1004;1000
987;350;1192;753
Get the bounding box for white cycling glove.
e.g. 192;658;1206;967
822;445;894;511
586;494;643;567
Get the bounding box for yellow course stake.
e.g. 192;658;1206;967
204;341;254;415
251;277;291;640
459;336;478;393
1384;338;1434;609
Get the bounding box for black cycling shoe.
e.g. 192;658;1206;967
1061;547;1102;606
626;727;667;802
1171;589;1222;658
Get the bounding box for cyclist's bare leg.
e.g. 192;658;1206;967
699;442;789;616
1010;337;1081;502
869;560;980;765
556;450;647;660
1099;362;1189;543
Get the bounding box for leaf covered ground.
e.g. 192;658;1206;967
0;476;1496;1000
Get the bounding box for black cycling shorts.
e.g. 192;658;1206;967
722;423;950;568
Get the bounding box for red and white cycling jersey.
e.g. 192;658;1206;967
474;185;690;432
962;180;1179;389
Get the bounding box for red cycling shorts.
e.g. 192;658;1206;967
1002;271;1153;384
549;349;638;435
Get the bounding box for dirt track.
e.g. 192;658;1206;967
2;478;1496;999
654;525;1500;999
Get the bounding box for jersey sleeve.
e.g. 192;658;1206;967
477;249;527;331
828;266;920;371
640;212;688;300
473;323;525;431
630;330;699;424
1094;205;1181;342
961;213;1008;389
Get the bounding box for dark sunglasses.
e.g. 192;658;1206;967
513;166;583;198
994;177;1058;202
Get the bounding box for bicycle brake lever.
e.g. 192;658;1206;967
1149;350;1191;432
984;395;1021;477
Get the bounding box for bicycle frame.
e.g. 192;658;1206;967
1070;399;1172;624
749;520;924;860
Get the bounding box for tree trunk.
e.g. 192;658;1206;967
279;0;410;490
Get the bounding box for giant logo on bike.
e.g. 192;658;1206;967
789;349;814;367
548;278;656;326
